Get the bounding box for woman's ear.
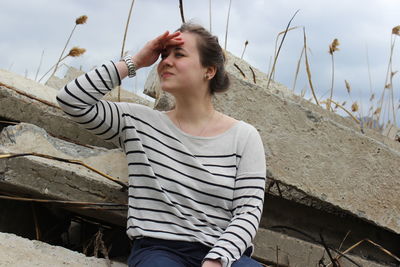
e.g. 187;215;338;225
205;65;217;80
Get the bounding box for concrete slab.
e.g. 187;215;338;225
253;228;394;267
0;68;152;149
218;74;400;234
0;123;127;226
143;53;400;235
0;232;126;267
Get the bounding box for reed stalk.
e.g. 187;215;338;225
273;26;300;80
267;10;300;89
38;47;85;82
209;0;212;32
292;46;304;91
179;0;185;23
240;40;249;59
119;0;136;102
377;27;398;125
327;38;340;111
48;15;87;81
302;27;319;106
224;0;233;50
34;49;45;81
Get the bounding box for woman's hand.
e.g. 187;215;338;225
202;259;223;267
132;31;183;69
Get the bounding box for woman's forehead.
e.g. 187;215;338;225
177;32;198;51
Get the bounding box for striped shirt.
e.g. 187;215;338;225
56;61;266;267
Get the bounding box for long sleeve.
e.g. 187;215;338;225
56;61;124;147
204;127;266;267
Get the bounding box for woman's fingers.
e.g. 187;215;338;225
156;31;183;49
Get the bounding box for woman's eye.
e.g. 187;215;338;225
175;53;184;57
160;54;167;60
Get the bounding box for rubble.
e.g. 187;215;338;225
0;123;127;226
0;232;126;267
0;49;399;266
0;68;152;149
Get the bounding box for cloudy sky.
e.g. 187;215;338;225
1;0;399;125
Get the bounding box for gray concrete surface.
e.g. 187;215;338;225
0;68;152;149
253;228;393;267
0;232;126;267
143;52;400;235
0;123;127;226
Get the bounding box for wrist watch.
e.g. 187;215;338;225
122;55;137;78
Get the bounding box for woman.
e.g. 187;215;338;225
57;23;266;267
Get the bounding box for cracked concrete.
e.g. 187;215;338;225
144;52;400;236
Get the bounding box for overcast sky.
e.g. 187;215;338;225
1;0;399;125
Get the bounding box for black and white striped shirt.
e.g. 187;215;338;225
56;61;266;267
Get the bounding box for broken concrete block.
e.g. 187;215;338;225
0;123;127;225
45;65;86;89
0;232;126;267
142;52;400;234
0;69;114;148
253;228;393;267
217;74;400;234
0;68;152;149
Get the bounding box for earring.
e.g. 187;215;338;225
204;74;209;80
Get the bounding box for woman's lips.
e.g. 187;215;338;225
161;72;174;78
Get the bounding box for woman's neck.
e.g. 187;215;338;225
173;92;214;123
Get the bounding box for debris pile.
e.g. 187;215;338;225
0;51;399;266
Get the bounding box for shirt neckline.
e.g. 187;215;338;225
159;111;242;140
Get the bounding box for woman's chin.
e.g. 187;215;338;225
160;85;177;94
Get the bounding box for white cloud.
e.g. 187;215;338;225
1;0;399;124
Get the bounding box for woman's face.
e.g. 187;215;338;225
157;32;208;96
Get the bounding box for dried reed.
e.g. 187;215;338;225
38;47;86;82
302;27;319;105
224;0;233;50
321;100;360;124
234;63;246;78
241;40;249;59
377;25;399;126
292;46;305;91
34;49;45;81
31;203;41;240
270;225;362;266
47;15;87;81
327;238;400;266
249;66;256;83
119;0;136;102
267;10;300;89
179;0;185;23
327;38;340;111
209;0;212;32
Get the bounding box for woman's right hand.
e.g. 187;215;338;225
132;31;184;69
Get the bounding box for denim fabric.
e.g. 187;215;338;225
127;237;262;267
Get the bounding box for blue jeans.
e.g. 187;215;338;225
128;237;262;267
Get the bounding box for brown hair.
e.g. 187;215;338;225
177;23;230;94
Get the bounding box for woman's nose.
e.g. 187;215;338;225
161;54;173;67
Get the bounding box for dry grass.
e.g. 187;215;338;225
38;15;87;83
118;0;136;102
241;40;249;59
327;38;340;111
302;27;320;106
179;0;185;23
224;0;233;50
267;10;300;90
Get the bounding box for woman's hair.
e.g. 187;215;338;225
177;23;230;94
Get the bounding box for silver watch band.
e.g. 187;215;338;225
122;55;137;78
